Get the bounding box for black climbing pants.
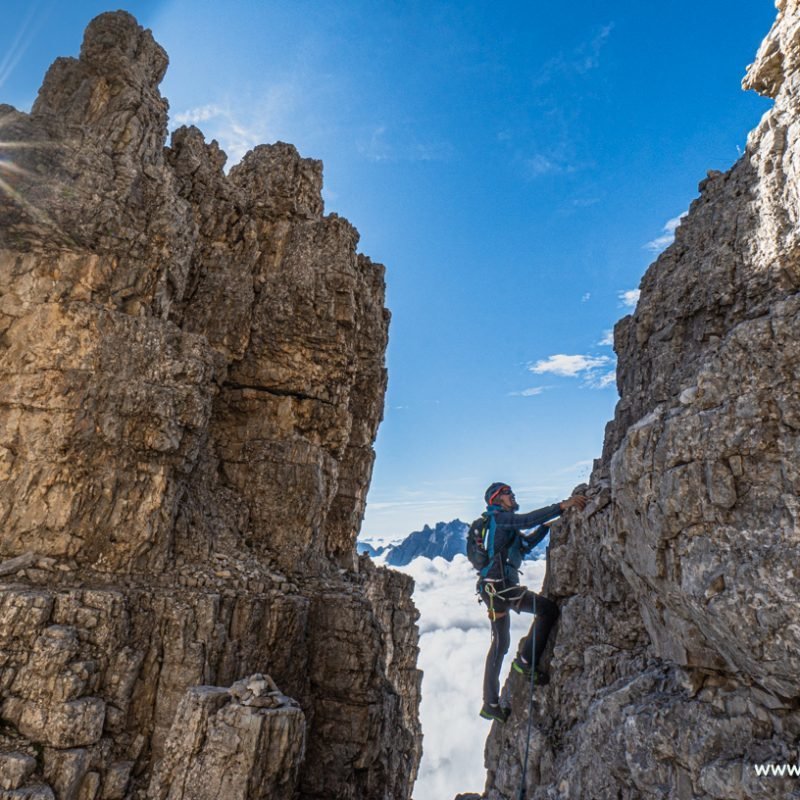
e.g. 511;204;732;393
479;583;559;706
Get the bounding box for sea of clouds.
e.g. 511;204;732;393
385;553;548;800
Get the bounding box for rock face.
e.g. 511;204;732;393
0;11;421;800
476;2;800;799
149;675;305;800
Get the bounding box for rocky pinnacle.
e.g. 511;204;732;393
0;11;420;800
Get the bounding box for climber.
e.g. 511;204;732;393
473;482;587;723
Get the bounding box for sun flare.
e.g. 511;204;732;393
0;118;62;232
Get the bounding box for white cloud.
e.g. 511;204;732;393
644;212;688;252
618;289;640;308
533;23;615;87
171;103;266;165
645;233;674;252
575;23;616;73
599;329;614;346
664;214;685;234
524;152;581;178
173;104;225;125
509;387;547;397
529;354;611;377
529;353;616;391
170;77;324;167
526;153;560;176
357;124;453;163
358;125;391;161
587;369;617;389
581;292;591;303
413;141;455;161
388;555;548;800
519;25;613;183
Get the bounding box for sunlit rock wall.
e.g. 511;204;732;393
0;11;420;800
477;2;800;799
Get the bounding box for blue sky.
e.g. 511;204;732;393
3;0;776;537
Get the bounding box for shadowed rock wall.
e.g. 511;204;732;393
477;2;800;799
0;12;421;800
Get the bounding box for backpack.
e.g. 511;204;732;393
466;513;492;572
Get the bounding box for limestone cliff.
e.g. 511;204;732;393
474;2;800;799
0;11;421;800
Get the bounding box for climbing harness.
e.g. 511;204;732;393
518;594;537;800
481;579;509;621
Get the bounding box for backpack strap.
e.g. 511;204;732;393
479;510;498;578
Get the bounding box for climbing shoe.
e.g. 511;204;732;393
512;656;550;685
479;702;511;723
511;655;532;676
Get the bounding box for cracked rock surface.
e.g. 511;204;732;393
0;11;420;800
472;2;800;799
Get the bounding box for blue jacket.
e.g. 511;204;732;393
482;502;562;584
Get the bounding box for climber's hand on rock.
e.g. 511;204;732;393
560;495;587;512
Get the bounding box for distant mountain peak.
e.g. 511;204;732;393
358;517;551;567
384;519;469;566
